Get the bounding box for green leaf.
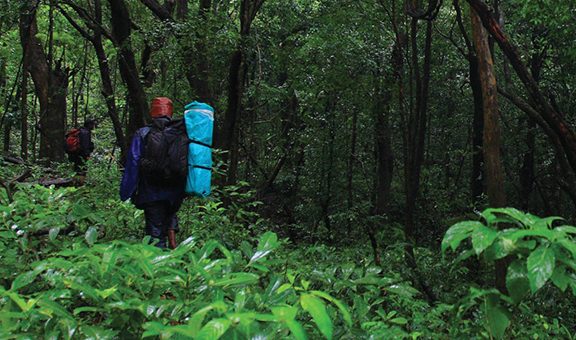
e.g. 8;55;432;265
527;245;555;293
249;231;279;265
11;270;41;291
49;227;60;241
550;265;570;292
505;260;529;304
389;317;408;325
212;273;259;287
310;290;352;327
85;226;98;246
471;226;499;255
385;283;419;298
196;318;231;340
559;239;576;258
286;319;308;340
484;294;510;339
442;221;482;253
301;294;333;339
95;286;118;299
555;225;576;235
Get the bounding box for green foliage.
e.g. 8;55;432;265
443;208;576;338
0;230;356;339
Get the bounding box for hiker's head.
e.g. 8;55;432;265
150;97;173;119
84;118;97;130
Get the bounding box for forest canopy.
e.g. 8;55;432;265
1;0;576;338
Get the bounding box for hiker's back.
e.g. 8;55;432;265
140;118;188;186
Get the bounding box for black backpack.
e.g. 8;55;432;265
140;118;189;185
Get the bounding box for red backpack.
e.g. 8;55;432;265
65;128;81;153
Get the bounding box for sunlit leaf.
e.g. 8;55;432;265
301;294;332;339
442;221;481;253
527;245;555;293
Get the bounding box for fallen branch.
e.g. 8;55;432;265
0;169;33;203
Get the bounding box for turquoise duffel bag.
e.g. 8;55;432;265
184;101;214;197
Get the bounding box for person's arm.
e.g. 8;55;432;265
120;130;146;201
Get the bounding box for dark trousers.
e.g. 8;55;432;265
68;153;87;175
143;201;180;248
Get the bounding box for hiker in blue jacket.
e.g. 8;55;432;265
120;97;185;249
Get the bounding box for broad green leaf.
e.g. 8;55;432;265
508;229;556;242
533;216;564;230
188;301;228;334
38;299;74;320
95;286;118;299
483;208;534;228
7;292;36;312
559;239;576;258
11;270;41;291
389;317;408;325
385;284;419;298
301;294;333;339
271;305;298;320
196;318;231;340
49;227;60;241
471;226;498;255
555;225;576;235
286;319;308;340
442;221;482;253
212;273;259;287
550;265;570;292
484;294;510;339
311;290;352;327
527;245;555;293
85;226;98;246
505;260;529;304
249;232;279;265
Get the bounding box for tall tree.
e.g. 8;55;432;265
108;0;149;141
470;3;506;208
218;0;265;184
19;0;68;162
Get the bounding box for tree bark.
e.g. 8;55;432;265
218;0;265;184
471;6;507;294
470;9;506;208
469;55;485;201
20;1;67;162
108;0;148;141
466;0;576;176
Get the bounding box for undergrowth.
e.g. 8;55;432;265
0;160;575;339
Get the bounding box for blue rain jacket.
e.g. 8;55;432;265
120;118;185;208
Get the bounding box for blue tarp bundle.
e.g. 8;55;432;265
184;101;214;197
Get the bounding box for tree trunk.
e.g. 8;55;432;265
108;0;148;141
469;55;485;201
471;6;507;294
20;1;67;162
346;107;358;220
218;0;265;184
466;0;576;177
470;8;506;208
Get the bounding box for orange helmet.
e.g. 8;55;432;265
149;97;173;118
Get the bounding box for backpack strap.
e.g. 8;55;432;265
189;139;212;148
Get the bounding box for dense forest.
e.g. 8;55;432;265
1;0;576;338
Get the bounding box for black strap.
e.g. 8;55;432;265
189;139;212;148
193;165;212;171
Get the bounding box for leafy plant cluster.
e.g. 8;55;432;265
443;208;576;338
2;160;576;338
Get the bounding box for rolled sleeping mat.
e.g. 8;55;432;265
184;101;214;197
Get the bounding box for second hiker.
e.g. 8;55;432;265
120;97;188;249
